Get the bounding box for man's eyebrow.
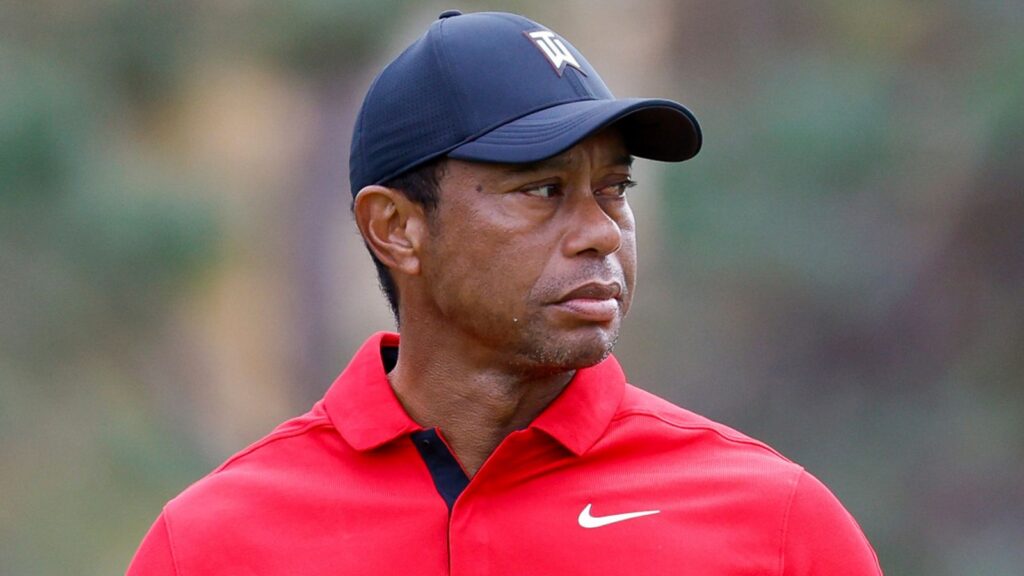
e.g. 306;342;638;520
501;153;634;175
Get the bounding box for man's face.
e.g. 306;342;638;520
415;129;637;372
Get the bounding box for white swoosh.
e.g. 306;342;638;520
577;503;660;528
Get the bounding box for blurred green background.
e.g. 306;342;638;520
2;1;1022;574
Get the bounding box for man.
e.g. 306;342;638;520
128;10;882;575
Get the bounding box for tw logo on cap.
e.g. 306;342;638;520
526;30;584;77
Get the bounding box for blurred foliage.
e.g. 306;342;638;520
1;1;1021;574
657;2;1024;574
1;6;220;574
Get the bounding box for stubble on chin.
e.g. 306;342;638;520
505;314;621;377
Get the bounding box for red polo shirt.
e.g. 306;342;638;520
128;332;881;575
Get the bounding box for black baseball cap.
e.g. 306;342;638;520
349;10;701;195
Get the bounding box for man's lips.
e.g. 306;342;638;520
557;282;623;302
551;282;623;322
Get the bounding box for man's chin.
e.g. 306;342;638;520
514;325;620;375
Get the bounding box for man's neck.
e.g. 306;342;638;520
387;328;574;478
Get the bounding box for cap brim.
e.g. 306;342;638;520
447;98;701;164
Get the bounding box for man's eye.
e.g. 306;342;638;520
598;179;637;198
522;183;560;198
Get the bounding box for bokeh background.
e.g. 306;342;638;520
2;1;1022;574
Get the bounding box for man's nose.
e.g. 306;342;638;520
562;194;622;257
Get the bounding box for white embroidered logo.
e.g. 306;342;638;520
526;30;583;76
577;503;660;528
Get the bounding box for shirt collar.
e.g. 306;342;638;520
324;332;422;451
529;350;626;455
324;332;626;456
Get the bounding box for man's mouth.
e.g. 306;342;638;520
552;282;623;322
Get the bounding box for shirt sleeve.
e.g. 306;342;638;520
126;513;178;576
781;471;883;575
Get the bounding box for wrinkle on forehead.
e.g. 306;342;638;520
501;151;633;176
442;130;633;195
486;129;633;175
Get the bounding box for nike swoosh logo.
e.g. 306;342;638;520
577;503;660;528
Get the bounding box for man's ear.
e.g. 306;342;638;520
353;185;428;277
